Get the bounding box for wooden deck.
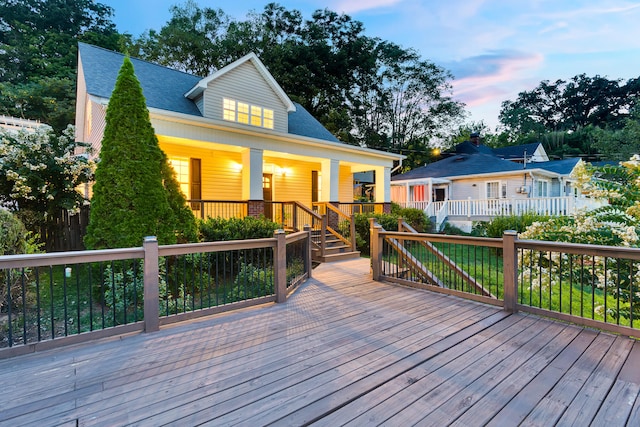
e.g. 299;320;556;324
1;258;639;426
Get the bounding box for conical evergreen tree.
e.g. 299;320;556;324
85;55;187;249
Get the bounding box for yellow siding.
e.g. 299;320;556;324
265;156;320;207
339;165;353;203
88;101;106;158
159;141;242;200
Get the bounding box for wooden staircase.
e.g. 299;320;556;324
268;201;360;263
312;229;360;263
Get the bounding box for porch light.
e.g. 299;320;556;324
278;167;291;177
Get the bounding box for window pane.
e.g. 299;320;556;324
169;158;189;197
486;182;499;199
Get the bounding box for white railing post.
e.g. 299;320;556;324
502;230;518;313
143;236;159;333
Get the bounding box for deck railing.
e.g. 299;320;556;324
332;202;385;215
371;222;640;337
187;200;248;219
0;230;311;358
403;196;606;219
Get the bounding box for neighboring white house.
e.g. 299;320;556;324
392;140;604;231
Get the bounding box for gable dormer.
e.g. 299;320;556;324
185;53;295;134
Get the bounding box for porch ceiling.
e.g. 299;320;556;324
158;134;386;172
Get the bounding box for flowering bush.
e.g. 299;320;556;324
0;124;94;231
519;157;640;320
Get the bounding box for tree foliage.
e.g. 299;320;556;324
498;74;640;159
499;74;639;135
519;158;640;320
0;0;120;131
84;56;196;249
0;124;94;231
591;106;640;161
122;2;464;164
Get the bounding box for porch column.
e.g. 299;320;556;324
321;159;340;202
373;166;391;203
321;159;340;229
242;148;264;217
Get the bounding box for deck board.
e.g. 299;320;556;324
0;257;638;426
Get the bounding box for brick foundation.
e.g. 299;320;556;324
247;200;264;218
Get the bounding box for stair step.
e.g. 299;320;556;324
315;251;361;263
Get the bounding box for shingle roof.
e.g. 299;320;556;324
288;103;339;142
79;43;202;116
391;152;582;181
78;43;339;142
493;142;542;160
530;158;580;174
453;141;494;155
391;153;527;181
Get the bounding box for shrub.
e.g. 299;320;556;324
484;212;550;238
0;209;28;255
199;216;280;241
226;263;274;303
102;260;191;321
354;209;430;256
0;210;41;314
391;204;432;232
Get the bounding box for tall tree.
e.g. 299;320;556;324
499;74;640;137
84;56;195;249
0;0;120;131
124;3;464;153
350;42;465;169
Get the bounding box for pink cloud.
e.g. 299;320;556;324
449;51;544;108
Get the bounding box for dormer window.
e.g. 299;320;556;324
223;97;274;129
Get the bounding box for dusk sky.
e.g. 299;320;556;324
102;0;640;129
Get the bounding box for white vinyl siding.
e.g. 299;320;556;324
194;95;204;115
204;61;288;133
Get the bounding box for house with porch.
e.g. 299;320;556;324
391;140;604;231
75;43;404;260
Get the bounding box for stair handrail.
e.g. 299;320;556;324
398;219;494;297
324;203;356;251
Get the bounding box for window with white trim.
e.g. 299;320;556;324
536;179;549;197
486;181;500;199
169;157;190;197
223;97;274;129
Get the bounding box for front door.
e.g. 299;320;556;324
263;173;273;220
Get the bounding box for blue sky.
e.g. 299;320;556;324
102;0;640;129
